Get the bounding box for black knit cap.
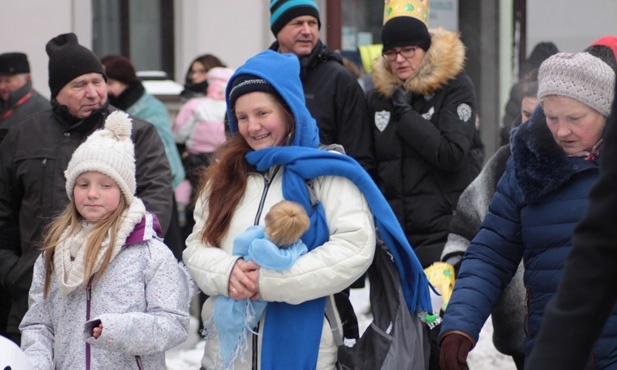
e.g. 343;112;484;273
381;16;432;53
46;33;106;98
228;74;280;108
0;52;30;75
269;0;321;37
101;55;137;85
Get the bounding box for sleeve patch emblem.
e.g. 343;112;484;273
457;103;472;122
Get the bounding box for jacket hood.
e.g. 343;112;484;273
511;105;595;202
226;50;320;148
372;27;466;98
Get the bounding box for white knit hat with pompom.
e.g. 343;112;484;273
64;111;135;202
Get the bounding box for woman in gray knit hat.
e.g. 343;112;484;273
438;52;617;370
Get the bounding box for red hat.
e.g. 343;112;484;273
591;36;617;60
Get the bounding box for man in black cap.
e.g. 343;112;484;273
0;33;173;345
268;0;376;179
0;52;49;143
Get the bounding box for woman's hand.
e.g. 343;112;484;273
242;260;262;300
228;259;260;299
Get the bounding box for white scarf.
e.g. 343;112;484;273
53;198;147;296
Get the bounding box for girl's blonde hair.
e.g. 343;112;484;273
42;193;128;298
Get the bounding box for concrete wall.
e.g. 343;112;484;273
527;1;617;54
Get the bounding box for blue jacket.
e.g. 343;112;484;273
440;106;617;368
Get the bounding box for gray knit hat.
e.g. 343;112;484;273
538;52;615;117
65;111;135;202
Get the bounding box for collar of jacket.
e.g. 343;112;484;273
1;79;33;108
373;27;466;98
108;80;144;111
269;39;342;78
125;212;162;246
511;105;598;203
51;100;110;132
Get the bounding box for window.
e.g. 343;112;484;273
92;0;174;78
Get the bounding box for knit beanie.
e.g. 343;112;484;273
65;111;136;202
538;52;615;117
381;0;431;52
100;55;137;85
591;36;617;61
0;52;30;75
270;0;321;37
46;33;107;99
228;74;280;109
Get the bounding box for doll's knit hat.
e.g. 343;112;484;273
46;33;106;99
64;111;136;202
538;52;615;117
269;0;320;37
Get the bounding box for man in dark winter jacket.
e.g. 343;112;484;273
0;52;50;143
526;79;617;370
268;0;376;179
0;33;173;345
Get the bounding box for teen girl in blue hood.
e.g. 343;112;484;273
186;50;430;370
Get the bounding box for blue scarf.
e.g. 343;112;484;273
214;225;308;367
247;146;432;370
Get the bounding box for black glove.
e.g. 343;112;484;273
439;333;472;370
391;87;413;118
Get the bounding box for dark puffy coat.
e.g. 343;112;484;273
526;82;617;370
440;106;617;368
0;102;172;338
367;28;482;266
269;40;376;179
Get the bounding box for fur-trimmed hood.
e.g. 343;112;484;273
511;106;598;203
372;27;466;98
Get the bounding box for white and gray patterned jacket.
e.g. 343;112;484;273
20;213;192;369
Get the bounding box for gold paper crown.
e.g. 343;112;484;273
383;0;429;26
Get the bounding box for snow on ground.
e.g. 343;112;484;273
166;284;516;369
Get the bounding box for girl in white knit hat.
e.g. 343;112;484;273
20;111;193;369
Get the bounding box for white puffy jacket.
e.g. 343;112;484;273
184;167;376;370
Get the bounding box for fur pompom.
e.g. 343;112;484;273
104;111;133;141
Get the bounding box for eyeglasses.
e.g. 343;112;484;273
382;46;419;62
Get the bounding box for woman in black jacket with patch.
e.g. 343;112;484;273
367;3;482;268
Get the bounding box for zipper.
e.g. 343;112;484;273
86;278;93;370
252;322;260;370
253;166;280;226
39;159;47;210
251;167;280;369
135;355;144;370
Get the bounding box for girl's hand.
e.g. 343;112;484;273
93;323;103;339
